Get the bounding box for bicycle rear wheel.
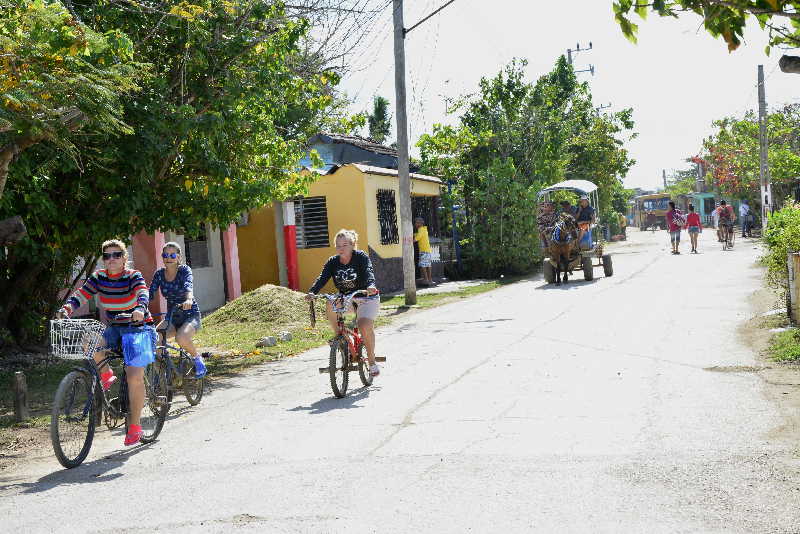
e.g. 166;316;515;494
139;358;169;443
181;353;204;406
357;344;373;387
51;370;96;469
329;338;349;398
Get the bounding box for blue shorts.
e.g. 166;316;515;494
688;226;700;234
168;309;202;332
103;325;156;367
418;252;432;268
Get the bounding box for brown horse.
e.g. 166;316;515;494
546;213;578;285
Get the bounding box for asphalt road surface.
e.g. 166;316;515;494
3;229;800;533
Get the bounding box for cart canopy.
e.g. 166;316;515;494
537;180;598;199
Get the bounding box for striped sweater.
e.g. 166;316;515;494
63;268;152;325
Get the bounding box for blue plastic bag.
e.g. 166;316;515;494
121;329;156;367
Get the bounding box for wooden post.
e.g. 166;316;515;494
13;371;29;422
393;0;417;305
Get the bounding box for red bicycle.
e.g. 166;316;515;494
310;290;385;398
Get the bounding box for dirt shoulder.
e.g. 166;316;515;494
740;283;800;450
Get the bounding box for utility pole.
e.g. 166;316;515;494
662;169;667;190
758;64;773;229
393;0;416;305
392;0;460;305
566;42;592;65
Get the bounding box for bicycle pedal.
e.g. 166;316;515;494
318;367;330;374
348;365;360;371
375;356;386;362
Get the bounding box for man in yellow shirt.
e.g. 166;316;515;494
414;217;434;286
617;212;627;240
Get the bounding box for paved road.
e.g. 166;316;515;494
3;229;800;533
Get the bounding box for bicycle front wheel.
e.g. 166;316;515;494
329;338;349;398
51;370;96;469
181;354;204;406
357;344;373;387
139;359;169;443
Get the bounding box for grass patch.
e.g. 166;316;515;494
380;280;505;310
0;361;76;423
769;328;800;362
195;285;336;363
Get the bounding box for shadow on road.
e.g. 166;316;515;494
535;279;595;290
0;441;154;495
288;386;380;415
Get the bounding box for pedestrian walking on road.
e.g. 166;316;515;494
666;201;685;255
617;212;627;240
685;204;702;254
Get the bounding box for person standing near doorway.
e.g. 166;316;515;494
414;217;435;286
739;200;751;237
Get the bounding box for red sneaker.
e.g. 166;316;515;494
100;371;117;392
124;425;143;446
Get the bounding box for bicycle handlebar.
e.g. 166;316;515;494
308;290;379;328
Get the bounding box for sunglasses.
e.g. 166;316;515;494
161;252;178;259
102;251;124;260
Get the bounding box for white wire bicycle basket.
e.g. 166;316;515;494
50;319;106;360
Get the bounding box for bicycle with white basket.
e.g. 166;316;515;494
49;318;170;468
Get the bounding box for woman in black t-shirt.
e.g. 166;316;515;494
306;229;382;377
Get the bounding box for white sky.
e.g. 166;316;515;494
337;0;800;191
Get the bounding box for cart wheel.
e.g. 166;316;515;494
582;256;594;281
543;260;555;284
602;254;613;277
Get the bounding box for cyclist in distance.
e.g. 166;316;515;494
306;229;381;377
149;241;206;378
57;239;156;446
716;200;736;243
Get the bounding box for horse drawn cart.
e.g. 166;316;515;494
537;179;613;284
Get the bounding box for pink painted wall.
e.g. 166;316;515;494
222;223;242;301
132;230;166;315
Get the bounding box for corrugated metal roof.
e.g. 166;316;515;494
311;133;398;157
350;164;442;184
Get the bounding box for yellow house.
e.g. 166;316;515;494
237;163;443;293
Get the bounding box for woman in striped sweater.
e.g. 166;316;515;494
58;239;156;446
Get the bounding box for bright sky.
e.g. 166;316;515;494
337;0;800;192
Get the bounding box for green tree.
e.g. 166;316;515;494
0;1;347;345
419;57;635;276
367;95;392;144
0;0;141;245
701;105;800;205
613;0;800;51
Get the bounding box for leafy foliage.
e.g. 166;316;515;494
0;0;142;191
698;105;800;209
0;1;349;345
613;0;800;51
419;57;635;276
762;201;800;294
367;95;392;144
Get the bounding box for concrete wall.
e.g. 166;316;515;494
234;164;443;294
296;165;368;293
236;204;280;291
163;225;226;313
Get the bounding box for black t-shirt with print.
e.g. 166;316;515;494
309;250;376;295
